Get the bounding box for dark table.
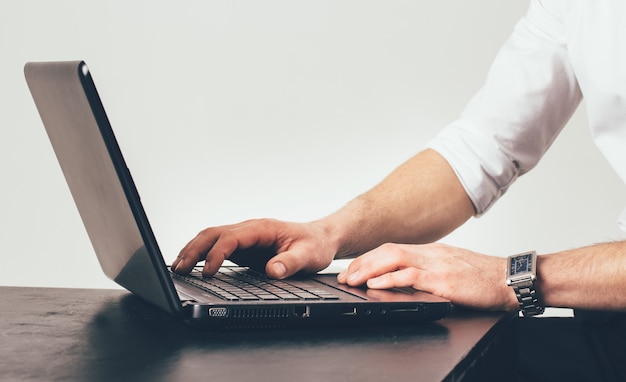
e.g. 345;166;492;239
0;286;516;382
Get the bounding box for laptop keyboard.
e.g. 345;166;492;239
176;267;340;301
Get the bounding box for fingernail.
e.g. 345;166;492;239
337;270;346;282
348;270;360;283
271;262;287;278
367;278;382;288
173;259;182;272
202;261;212;276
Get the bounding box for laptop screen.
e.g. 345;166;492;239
25;61;181;315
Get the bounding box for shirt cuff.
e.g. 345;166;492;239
427;118;520;216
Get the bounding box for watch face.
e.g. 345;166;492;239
510;253;532;276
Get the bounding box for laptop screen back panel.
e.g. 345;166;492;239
24;61;182;316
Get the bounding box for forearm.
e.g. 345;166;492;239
316;149;475;259
537;241;626;311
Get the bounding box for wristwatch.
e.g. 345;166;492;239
506;251;544;317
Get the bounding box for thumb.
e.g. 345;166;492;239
266;260;289;279
265;246;334;279
265;251;299;279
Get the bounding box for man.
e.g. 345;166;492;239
174;1;626;380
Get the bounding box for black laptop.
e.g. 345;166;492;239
24;61;451;328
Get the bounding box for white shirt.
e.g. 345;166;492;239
428;0;626;220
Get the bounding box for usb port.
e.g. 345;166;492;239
341;307;357;316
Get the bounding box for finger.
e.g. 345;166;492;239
337;252;378;285
340;243;424;286
201;222;282;277
258;225;323;278
173;220;278;275
366;267;421;289
337;256;363;284
265;255;290;279
264;247;311;279
173;227;222;274
200;231;248;276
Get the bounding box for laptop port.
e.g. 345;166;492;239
341;307;357;316
293;305;310;318
208;307;228;317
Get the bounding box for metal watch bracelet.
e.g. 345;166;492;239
512;280;544;317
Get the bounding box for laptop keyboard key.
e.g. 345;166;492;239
173;267;341;302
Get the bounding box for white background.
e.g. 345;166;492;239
1;0;624;292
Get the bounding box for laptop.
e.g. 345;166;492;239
24;60;451;329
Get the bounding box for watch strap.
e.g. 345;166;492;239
512;280;544;317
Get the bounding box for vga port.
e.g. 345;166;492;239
208;307;228;317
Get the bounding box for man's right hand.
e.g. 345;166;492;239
171;218;338;279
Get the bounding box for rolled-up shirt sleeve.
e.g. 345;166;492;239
428;0;582;215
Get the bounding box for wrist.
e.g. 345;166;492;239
309;216;349;260
314;198;375;260
506;251;545;316
504;283;522;312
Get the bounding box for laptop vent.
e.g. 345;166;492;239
230;308;290;319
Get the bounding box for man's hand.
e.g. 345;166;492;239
172;219;337;279
337;242;519;311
